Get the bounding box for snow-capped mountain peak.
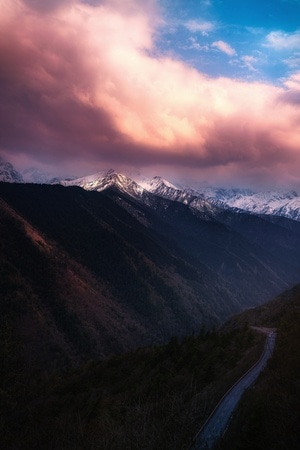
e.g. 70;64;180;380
62;170;145;199
146;175;218;216
223;190;300;220
149;176;179;191
62;169;115;189
21;167;63;184
95;172;145;197
148;176;185;199
3;156;300;222
0;158;23;183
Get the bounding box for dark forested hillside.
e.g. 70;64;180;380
0;182;236;375
139;189;300;306
1;182;300;376
218;284;300;450
1;325;264;450
1;180;300;449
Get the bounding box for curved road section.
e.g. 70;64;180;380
190;330;276;450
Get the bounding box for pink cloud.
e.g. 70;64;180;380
0;0;300;188
211;40;236;56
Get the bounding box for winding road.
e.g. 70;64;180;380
190;330;277;450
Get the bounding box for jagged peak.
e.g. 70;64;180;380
24;164;300;221
149;176;179;190
0;157;23;183
61;169;145;199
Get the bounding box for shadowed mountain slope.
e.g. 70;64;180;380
0;182;236;373
1;182;300;375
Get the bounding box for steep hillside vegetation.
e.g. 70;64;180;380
0;182;237;374
1;326;264;450
218;284;300;450
2;283;299;449
1;182;300;376
1;179;300;448
139;189;300;304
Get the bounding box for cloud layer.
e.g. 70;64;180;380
1;0;300;187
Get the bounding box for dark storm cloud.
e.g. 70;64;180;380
22;0;74;13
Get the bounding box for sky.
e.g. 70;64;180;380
0;0;300;188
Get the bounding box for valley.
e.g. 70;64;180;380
1;161;300;449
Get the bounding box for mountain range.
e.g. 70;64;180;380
60;168;300;221
1;157;300;449
62;168;300;221
1;159;300;221
1;157;300;373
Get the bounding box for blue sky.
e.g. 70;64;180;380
157;0;300;83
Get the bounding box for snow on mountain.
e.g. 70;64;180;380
61;170;300;221
195;187;254;204
94;172;145;198
22;167;63;184
147;179;300;221
148;176;194;204
16;161;299;222
149;176;179;192
61;169;114;188
2;154;299;221
224;190;300;221
113;169;152;191
60;171;217;217
62;169;145;199
184;186;300;221
0;158;23;183
147;176;219;216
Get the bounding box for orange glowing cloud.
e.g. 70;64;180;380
0;0;300;187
